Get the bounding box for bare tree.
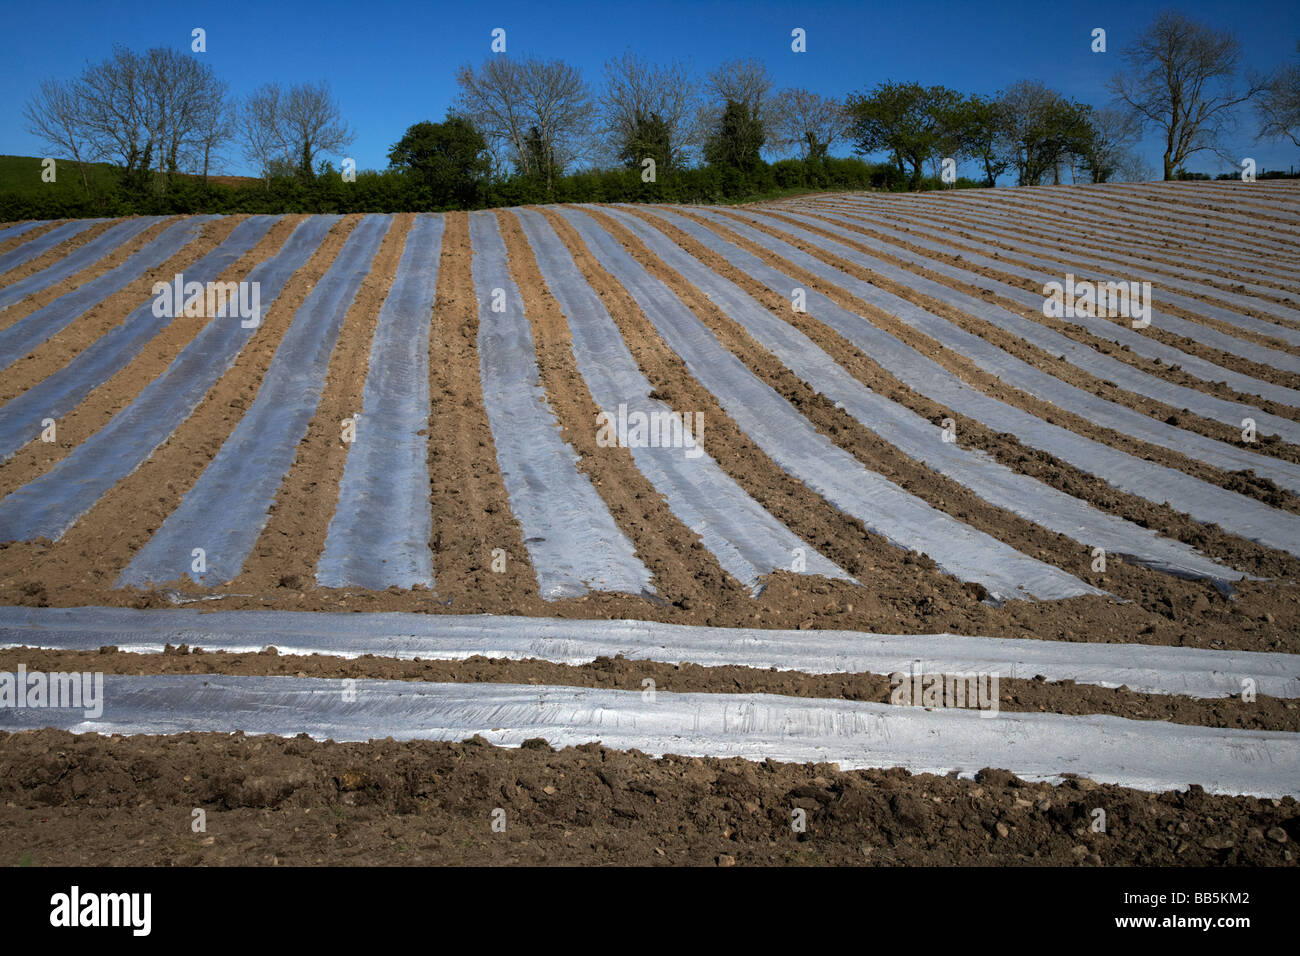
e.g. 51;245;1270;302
1109;10;1264;180
28;45;229;195
23;78;93;194
707;58;772;116
772;88;848;160
143;48;226;183
281;81;354;173
456;56;592;188
1113;151;1156;183
75;45;153;182
997;80;1058;185
517;58;593;187
599;52;700;169
454;58;530;176
239;83;289;182
239;80;353;179
1256;40;1300;147
1082;106;1142;183
194;80;235;183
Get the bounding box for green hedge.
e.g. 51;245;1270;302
0;154;980;220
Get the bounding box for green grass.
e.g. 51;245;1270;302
0;154;122;202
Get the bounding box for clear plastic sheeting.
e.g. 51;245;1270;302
1039;182;1300;249
556;207;1101;603
317;215;444;590
829;191;1300;308
0;221;44;244
687;207;1300;557
2;605;1295;699
613;206;1240;588
0;216;337;545
0;215;279;462
468;211;653;600
1122;182;1300;220
0;219;102;280
782;202;1300;442
0;218;162;312
930;188;1300;280
725;206;1300;491
1;672;1295;797
511;208;848;594
794;204;1300;408
119;216;391;586
823;194;1300;342
815;201;1300;373
0;216;210;373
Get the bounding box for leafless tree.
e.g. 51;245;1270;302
1084;106;1143;182
456;55;592;188
454;58;529;176
599;52;700;169
23;78;93;194
772;88;848;160
194;81;235;183
281;81;354;173
1109;10;1264;179
1256;40;1300;147
239;80;353;179
997;80;1058;184
75;45;153;179
145;48;226;181
517;58;593;186
27;45;229;194
239;83;290;181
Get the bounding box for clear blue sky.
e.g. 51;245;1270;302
2;0;1296;178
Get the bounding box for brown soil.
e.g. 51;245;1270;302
496;209;734;604
0;192;1298;867
706;206;1300;504
788;205;1300;395
0;216;179;334
0;216;355;590
0;728;1293;866
848;201;1300;349
895;195;1300;301
0;219;118;286
755;204;1300;462
0;221;61;258
0;210;1298;652
235;214;414;593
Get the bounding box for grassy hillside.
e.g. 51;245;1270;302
0;154;123;201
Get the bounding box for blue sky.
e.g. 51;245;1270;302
2;0;1296;179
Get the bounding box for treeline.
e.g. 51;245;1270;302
0;153;949;221
7;10;1297;219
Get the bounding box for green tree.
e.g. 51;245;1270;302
998;82;1095;185
387;116;490;209
703;99;765;171
847;80;963;189
939;94;1009;187
618;110;673;175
